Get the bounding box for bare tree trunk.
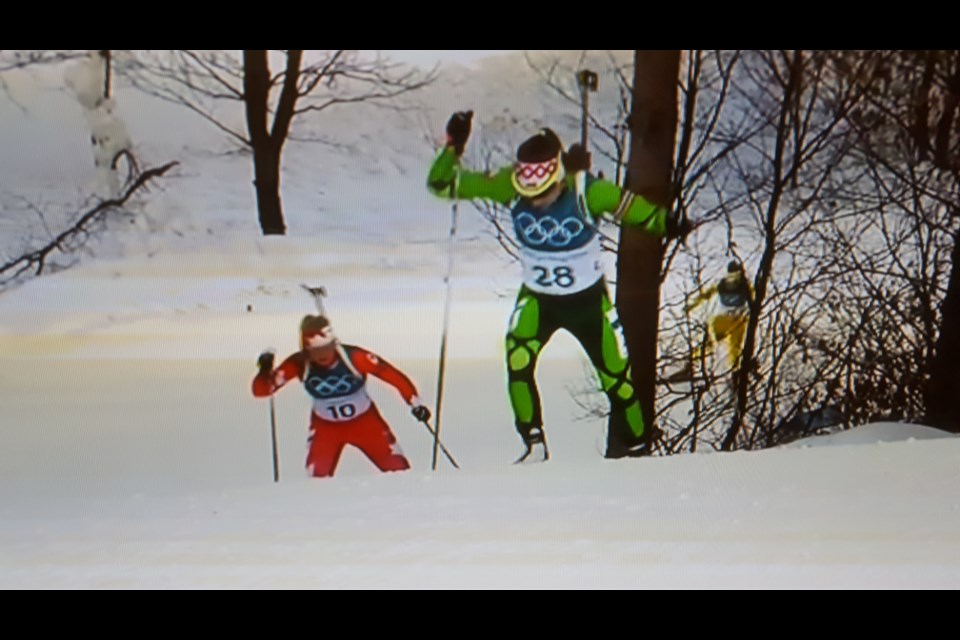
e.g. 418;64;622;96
617;50;680;444
924;52;960;431
244;50;287;236
129;50;428;236
252;145;286;235
926;225;960;432
101;49;111;100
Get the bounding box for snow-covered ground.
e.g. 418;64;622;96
2;51;959;589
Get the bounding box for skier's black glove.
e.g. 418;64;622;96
445;111;473;156
257;351;275;375
562;143;591;173
411;405;432;423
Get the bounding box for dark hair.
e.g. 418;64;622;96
516;128;563;163
300;314;330;333
727;260;743;274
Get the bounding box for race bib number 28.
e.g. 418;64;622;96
532;265;577;288
522;243;603;294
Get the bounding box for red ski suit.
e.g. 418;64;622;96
252;345;417;477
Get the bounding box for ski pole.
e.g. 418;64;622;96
577;69;599;148
418;417;460;469
301;284;329;315
300;283;361;378
269;395;280;483
432;174;459;471
573;70;599;219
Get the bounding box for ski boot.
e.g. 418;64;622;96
515;427;550;464
605;428;659;459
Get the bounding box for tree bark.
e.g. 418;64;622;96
252;144;285;235
244;50;287;235
616;50;680;444
926;225;960;432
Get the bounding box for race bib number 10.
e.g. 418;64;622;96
313;388;372;422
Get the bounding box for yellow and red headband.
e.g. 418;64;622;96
511;154;563;197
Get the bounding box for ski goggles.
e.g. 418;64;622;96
511;155;562;197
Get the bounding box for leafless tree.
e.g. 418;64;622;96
127;50;433;235
824;50;959;432
0;162;178;289
450;50;959;450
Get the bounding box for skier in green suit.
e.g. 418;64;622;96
427;111;688;462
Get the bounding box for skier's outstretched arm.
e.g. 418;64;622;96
583;178;673;236
251;352;305;398
351;348;432;421
427;146;516;204
427;110;516;205
351;348;419;403
685;285;718;313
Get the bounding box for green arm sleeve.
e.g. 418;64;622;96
426;147;517;205
583;178;669;236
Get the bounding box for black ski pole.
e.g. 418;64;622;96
577;69;599;148
269;395;280;483
418;417;460;469
301;284;329;315
433;175;459;471
300;284;361;377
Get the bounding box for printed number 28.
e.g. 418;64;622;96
534;266;575;288
327;403;357;420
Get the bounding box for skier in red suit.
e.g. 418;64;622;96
253;314;431;478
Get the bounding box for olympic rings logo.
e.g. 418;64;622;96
306;374;359;397
516;213;585;248
516;159;557;181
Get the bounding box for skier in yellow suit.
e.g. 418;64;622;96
669;260;754;381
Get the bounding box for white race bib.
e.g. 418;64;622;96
312;387;373;422
521;238;603;295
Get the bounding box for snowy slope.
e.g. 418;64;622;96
2;234;958;589
2;51;959;589
2;411;958;589
786;423;955;448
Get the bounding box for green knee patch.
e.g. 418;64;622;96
596;365;635;402
507;339;541;372
509;347;531;371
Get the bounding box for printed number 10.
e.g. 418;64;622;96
327;403;357;420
